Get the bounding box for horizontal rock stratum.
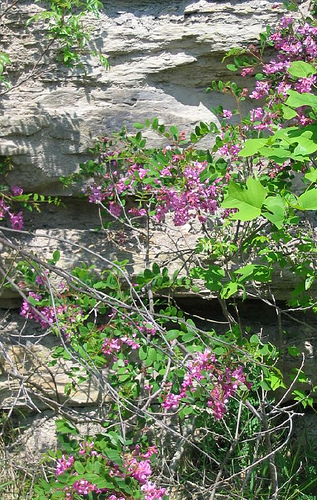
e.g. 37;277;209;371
1;0;287;192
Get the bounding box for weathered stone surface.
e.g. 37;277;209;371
0;0;297;192
0;339;107;410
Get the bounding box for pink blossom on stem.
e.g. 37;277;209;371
0;199;9;219
9;211;23;230
128;207;147;217
249;81;271;100
72;479;96;495
11;186;23;196
294;75;316;94
109;201;121;217
222;110;233;119
141;480;166;500
250;107;264;122
280;16;293;29
241;67;255;77
55;455;75;476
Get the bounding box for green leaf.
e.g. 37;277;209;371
169;125;178;138
286;90;317;109
52;250;60;263
220;282;238;299
281;104;297;120
305;275;314;290
221;177;267;221
249;334;260;346
74;461;85;474
94;478;115;489
165;330;180;341
235;264;272;283
226;64;237;71
146;347;157;365
304;168;317;183
262;195;286;228
93;281;107;290
235;264;257;282
182;331;195;342
293;136;317;156
238;138;268;157
133;122;144;129
287;61;317;78
288;346;301;357
152;117;159;130
139;346;147;360
191;265;225;292
257;146;290;162
152;262;160;275
297;189;317;210
267;372;286;391
55;419;79;435
105;449;123;466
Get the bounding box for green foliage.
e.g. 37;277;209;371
221;177;267;221
1;2;317;500
28;0;109;69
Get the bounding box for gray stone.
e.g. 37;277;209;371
0;0;299;192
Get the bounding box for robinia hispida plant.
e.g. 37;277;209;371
1;2;317;500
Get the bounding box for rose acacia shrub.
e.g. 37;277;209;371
35;423;167;500
15;256;259;500
8;4;317;500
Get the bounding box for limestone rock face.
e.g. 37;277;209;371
0;1;316;470
1;0;285;192
1;0;311;302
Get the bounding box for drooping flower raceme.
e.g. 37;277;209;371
162;349;249;420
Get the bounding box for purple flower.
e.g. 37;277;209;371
109;201;121;218
9;211;23;230
250;107;264;122
128;207;147;217
55;454;74;476
294;76;316;94
241;67;255;77
72;479;96;495
141;480;166;500
128;458;152;483
0;199;9;218
11;186;23;196
280;16;293;28
222;110;233;119
263;60;289;75
86;184;107;203
249;81;271;100
277;82;292;98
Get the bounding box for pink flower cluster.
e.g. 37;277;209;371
124;446;166;500
218;14;317;174
54;442;166;500
20;292;82;336
20;292;58;328
102;334;140;359
56;454;75;476
141;481;166;500
0;186;24;230
153;162;220;225
162;349;248;419
249;15;317;102
85;154;221;226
